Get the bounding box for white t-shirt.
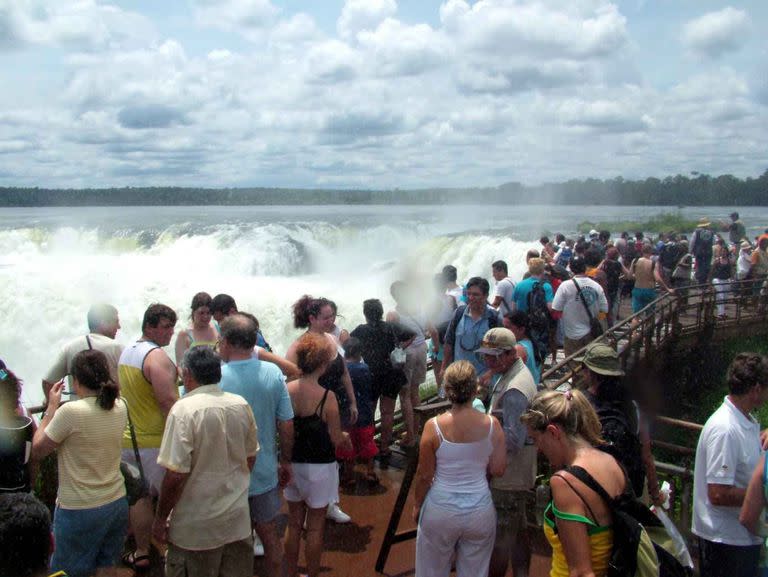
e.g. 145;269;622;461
551;277;608;339
44;333;123;398
692;396;762;546
494;277;516;317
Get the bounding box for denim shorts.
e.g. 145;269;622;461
50;497;128;577
249;486;282;524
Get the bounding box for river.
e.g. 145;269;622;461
1;204;765;407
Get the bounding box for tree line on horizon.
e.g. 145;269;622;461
1;169;766;207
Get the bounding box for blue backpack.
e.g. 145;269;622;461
527;282;552;365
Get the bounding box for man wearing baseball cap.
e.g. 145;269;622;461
478;328;537;577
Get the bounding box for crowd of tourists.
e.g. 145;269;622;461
2;212;768;577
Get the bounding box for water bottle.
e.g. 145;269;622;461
438;385;446;400
535;483;551;527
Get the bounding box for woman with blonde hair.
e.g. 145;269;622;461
413;360;507;577
522;389;626;577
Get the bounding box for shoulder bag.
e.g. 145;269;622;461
573;279;604;339
121;400;149;505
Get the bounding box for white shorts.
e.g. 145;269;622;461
121;447;164;495
283;463;338;509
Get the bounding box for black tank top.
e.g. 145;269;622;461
292;389;336;464
319;353;350;424
712;253;732;280
0;415;33;493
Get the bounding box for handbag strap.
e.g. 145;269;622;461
122;397;146;484
573;279;596;322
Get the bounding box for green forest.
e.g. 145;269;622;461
1;170;766;207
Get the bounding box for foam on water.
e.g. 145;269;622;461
0;220;537;408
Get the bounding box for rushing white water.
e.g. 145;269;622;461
2;204;764;408
0;206;536;407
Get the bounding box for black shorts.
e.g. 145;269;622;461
373;369;407;400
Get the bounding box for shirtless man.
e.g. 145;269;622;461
630;244;673;314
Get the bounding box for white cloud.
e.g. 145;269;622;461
682;7;749;59
357;19;448;77
0;1;766;189
337;0;397;39
0;0;155;51
191;0;278;39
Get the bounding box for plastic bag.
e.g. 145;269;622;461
650;506;694;569
389;346;407;369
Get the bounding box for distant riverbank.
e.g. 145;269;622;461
2;170;767;206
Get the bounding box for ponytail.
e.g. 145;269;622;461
96;382;119;411
71;349;118;411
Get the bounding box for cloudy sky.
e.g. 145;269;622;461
1;0;766;189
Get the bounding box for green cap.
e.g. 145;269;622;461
577;342;624;376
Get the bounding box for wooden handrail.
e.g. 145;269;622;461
656;415;704;432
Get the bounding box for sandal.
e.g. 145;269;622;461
122;550;151;572
364;472;380;484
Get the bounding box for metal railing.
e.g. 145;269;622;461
539;276;768;541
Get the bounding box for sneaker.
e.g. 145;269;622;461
326;503;351;524
252;531;265;557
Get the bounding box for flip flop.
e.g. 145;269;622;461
122;550;151;572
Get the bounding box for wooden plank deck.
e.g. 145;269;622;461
115;459;552;576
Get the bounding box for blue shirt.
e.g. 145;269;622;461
512;276;554;312
445;305;500;375
220;358;293;495
346;361;375;427
519;338;540;384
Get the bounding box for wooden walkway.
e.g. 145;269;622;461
115;461;552;577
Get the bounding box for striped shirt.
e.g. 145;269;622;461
45;396;127;509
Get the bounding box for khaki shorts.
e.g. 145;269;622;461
121;447;164;495
404;342;428;387
166;538;253;577
491;489;529;533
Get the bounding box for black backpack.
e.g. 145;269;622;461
596;405;645;498
526;281;551;365
562;465;691;577
659;243;681;270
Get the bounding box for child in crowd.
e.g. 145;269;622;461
340;338;379;484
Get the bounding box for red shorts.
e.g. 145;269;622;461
336;425;379;461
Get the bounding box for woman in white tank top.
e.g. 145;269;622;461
412;361;507;577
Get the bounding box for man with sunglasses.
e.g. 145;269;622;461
442;277;501;377
477;328;537;577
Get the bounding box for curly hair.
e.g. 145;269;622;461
727;352;768;396
295;332;334;374
292;295;332;329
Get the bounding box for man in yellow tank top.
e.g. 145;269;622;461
119;303;178;571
